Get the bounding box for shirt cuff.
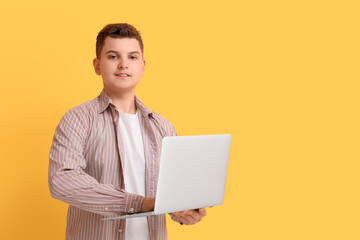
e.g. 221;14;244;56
124;192;144;214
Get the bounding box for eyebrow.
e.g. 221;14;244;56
105;50;140;55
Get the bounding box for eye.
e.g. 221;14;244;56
109;55;118;59
129;55;138;60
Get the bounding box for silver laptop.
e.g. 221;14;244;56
102;134;231;221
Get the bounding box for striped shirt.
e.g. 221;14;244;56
49;89;180;240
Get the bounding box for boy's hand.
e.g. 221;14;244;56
141;198;155;212
172;208;207;225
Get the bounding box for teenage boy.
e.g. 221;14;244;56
49;23;206;240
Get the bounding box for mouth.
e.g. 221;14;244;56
115;73;131;78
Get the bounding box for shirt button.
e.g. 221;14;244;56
129;208;134;213
118;229;123;233
105;207;109;211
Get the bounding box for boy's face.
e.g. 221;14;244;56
93;37;145;95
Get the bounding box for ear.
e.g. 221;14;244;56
142;59;146;73
93;58;101;75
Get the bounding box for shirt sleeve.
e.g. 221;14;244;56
48;108;144;216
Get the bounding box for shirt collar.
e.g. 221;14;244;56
98;89;153;117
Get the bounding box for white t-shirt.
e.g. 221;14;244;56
118;110;149;240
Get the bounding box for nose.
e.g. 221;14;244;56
117;58;128;69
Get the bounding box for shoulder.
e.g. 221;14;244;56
57;97;99;137
62;98;97;123
135;95;177;136
150;111;177;137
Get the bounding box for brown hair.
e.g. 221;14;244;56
95;23;144;59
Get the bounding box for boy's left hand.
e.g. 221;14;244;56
172;208;207;225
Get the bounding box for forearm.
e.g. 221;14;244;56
49;168;144;216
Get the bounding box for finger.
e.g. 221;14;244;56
177;210;193;218
181;215;197;225
178;212;199;225
191;211;205;222
173;210;188;218
198;208;207;217
172;211;193;225
184;210;204;224
173;210;205;225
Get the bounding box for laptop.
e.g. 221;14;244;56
102;134;231;221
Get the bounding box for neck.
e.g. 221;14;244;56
104;88;137;114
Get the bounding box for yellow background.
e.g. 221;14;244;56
1;0;359;239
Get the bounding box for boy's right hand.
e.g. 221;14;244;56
141;198;155;212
